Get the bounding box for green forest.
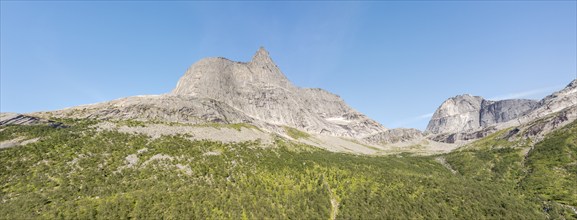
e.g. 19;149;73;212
1;118;576;219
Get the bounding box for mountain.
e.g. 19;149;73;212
3;48;575;152
0;112;64;128
426;80;577;143
522;79;577;121
425;95;538;134
2;97;576;219
2;49;577;219
31;48;387;139
20;48;414;154
171;47;386;138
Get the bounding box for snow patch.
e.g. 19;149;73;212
326;117;351;125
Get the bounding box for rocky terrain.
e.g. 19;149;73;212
171;47;387;138
4;47;452;154
426;79;577;143
28;48;387;139
425;95;537;135
2;48;576;154
363;128;423;145
2;48;577;219
0;112;64;128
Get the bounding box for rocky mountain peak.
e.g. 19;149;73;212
425;92;542;136
425;79;577;142
433;94;484;119
568;79;577;88
251;47;272;64
425;95;484;134
246;47;290;87
170;48;387;138
532;79;577;116
172;47;292;97
550;79;576;97
454;94;476;98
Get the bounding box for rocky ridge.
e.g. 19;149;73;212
171;47;387;138
0;113;64;128
3;47;575;153
426;79;577;143
363;128;423;145
24;48;398;153
426;95;538;135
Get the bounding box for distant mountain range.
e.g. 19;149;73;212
427;79;576;143
2;48;576;219
2;48;576;154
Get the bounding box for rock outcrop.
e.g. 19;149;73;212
426;79;576;142
479;99;539;127
9;47;574;152
0;113;64;128
37;95;256;125
523;79;577;120
36;48;387;139
171;47;386;138
428;127;498;144
514;105;577;142
425;95;485;134
363;128;423;145
426;96;538;135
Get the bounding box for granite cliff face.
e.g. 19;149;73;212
425;80;576;142
479;99;539;127
39;48;386;139
363;128;423;145
38;95;256;125
171;47;387;138
9;47;574;152
527;79;577;119
425;95;485;134
0;113;64;128
426;95;538;135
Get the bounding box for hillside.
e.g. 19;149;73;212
1;48;576;218
40;48;387;139
20;48;436;154
5;49;574;154
1;118;576;219
427;79;577;143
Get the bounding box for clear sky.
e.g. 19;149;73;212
1;1;576;130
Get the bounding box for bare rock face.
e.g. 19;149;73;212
36;48;386;139
479;99;539;127
516;105;577;142
429;127;499;144
425;95;485;134
171;47;387;138
425;79;576;143
37;95;256;125
426;95;538;135
502;79;577;141
524;79;577;120
1;112;64;128
363;128;423;145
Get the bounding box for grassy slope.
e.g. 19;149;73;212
522;121;577;213
0;119;575;219
446;120;577;219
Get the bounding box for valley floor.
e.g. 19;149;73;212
1;118;576;219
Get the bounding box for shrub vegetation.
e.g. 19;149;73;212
1;119;576;219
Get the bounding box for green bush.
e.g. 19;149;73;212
284;126;310;139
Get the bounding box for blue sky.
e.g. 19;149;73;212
1;1;576;130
